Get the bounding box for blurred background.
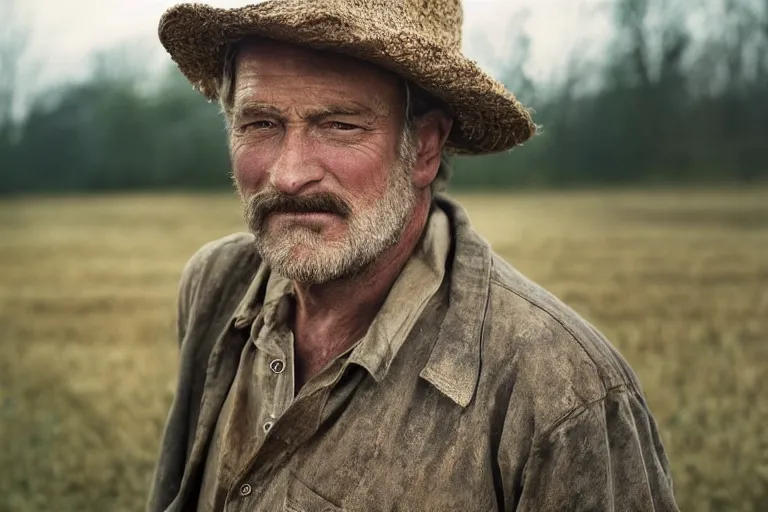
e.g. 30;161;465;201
0;0;766;511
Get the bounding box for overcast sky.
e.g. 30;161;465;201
16;0;612;89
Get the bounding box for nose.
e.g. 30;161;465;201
269;129;324;195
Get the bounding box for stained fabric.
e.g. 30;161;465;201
147;195;679;512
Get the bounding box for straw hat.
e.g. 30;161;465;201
158;0;536;155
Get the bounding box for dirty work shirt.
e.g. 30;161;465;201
148;195;679;512
195;207;452;511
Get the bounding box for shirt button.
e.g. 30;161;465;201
239;483;252;497
263;421;274;433
269;359;285;374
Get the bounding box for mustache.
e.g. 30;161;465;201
245;190;352;223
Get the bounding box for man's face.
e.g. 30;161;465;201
229;39;420;284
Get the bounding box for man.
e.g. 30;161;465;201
150;1;678;511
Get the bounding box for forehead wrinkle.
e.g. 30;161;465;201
234;41;403;114
234;83;396;124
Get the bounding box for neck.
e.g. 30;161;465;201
292;195;432;362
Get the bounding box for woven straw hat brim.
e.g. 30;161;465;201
158;2;536;155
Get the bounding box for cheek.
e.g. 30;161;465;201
320;145;392;199
231;142;271;192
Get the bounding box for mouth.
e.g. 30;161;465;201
268;211;340;223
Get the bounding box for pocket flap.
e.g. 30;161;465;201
284;474;343;512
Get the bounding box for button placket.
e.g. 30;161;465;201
285;331;297;405
258;326;292;430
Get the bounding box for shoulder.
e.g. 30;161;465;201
179;232;257;294
480;253;643;428
177;233;261;326
181;232;256;280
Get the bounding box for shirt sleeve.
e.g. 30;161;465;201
148;239;228;511
512;387;679;512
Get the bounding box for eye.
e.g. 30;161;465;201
237;119;277;133
326;121;358;131
247;120;275;130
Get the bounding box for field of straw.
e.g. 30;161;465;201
1;189;767;512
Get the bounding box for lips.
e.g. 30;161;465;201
270;210;337;219
269;207;340;217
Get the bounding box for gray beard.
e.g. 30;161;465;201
245;156;418;284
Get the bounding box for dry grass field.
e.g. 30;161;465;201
1;189;767;511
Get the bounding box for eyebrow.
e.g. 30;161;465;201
232;100;386;123
300;104;381;123
233;102;284;120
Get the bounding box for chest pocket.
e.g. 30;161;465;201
284;474;343;512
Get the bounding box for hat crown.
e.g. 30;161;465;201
388;0;462;48
322;0;463;49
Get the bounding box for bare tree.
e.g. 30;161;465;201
611;0;651;89
0;0;29;137
760;0;768;82
496;10;535;105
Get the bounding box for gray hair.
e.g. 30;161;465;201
217;41;452;193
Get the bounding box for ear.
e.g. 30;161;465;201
412;111;453;190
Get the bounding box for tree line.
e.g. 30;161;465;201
1;0;767;194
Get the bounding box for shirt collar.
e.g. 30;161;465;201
232;262;271;329
346;204;451;382
418;195;490;408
